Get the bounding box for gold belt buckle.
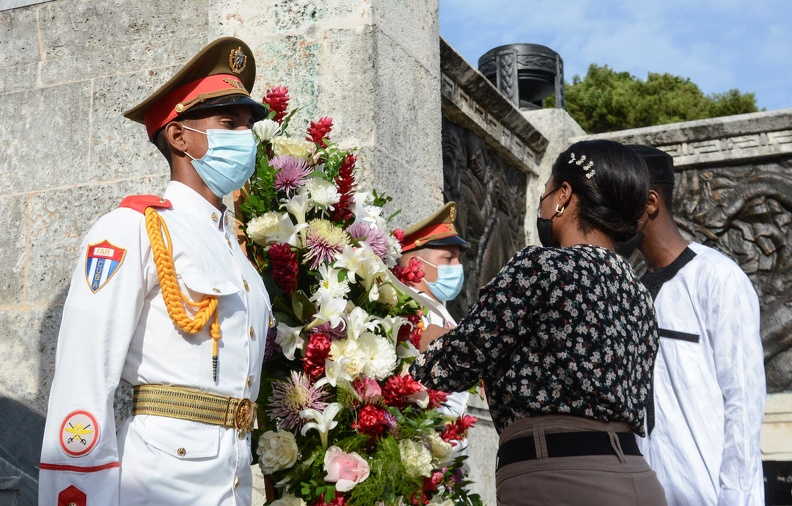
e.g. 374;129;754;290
234;399;256;433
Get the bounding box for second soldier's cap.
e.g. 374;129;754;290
401;202;470;253
627;145;675;186
123;37;268;140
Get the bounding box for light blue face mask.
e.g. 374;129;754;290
420;257;465;302
183;125;258;197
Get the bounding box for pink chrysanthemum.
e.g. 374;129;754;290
271;155;311;193
267;370;329;431
346;221;388;259
303;220;349;270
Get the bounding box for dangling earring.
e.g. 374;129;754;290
555;203;565;216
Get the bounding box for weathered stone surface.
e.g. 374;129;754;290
373;0;439;74
37;0;207;86
521;108;586;245
0;7;39;94
0;82;91;195
91;67;180;180
0;196;25;305
23;175;166;304
466;395;498;506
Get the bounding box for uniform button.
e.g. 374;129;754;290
234;475;240;488
269;316;276;328
249;326;255;339
243;279;250;292
177;447;187;457
246;375;253;387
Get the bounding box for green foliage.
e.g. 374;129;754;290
240;147;279;220
347;436;419;505
550;64;760;133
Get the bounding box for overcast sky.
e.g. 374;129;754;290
439;0;791;111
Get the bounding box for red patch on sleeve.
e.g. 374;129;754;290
119;195;172;214
58;485;86;506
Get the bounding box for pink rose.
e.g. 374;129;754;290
353;377;382;404
324;446;370;492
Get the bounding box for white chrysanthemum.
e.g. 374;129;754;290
252;119;280;142
399;439;433;478
306;177;341;209
270;496;306;506
272;136;316;159
247;211;304;247
257;430;299;475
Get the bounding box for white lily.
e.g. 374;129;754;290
283;188;310;224
273;213;307;247
334;245;365;281
300;402;342;448
312;297;347;329
344;306;377;341
378;315;407;341
275;323;304;360
356;245;388;289
368;283;380;302
312;265;350;307
319;355;356;388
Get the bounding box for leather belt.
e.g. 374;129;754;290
132;384;256;433
497;431;641;469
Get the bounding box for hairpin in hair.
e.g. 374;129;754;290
568;152;596;180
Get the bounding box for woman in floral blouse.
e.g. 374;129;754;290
411;140;666;505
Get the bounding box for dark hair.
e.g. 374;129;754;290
653;182;674;214
551;139;649;242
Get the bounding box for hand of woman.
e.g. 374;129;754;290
420;323;450;352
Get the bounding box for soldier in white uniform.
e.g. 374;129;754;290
38;38;273;506
621;145;766;506
397;203;471;442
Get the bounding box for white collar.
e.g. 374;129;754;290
163;181;233;230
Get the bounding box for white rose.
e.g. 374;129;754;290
272;136;316;159
270;495;307;506
252;119;280;142
399;439;433;478
246;212;281;245
257;430;299;475
426;432;453;466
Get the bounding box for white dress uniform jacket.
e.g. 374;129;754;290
637;242;765;506
39;181;271;506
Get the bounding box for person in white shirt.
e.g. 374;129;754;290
397;202;471;428
38;38;273;506
622;145;766;506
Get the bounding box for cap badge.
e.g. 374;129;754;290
222;78;245;91
229;46;248;74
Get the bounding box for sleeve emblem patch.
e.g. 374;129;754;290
60;410;100;457
58;485;86;506
84;240;126;293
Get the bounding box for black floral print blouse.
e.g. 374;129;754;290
410;245;659;435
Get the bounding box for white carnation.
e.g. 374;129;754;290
306;177;341;209
257;430;299;475
426;432;453;466
357;331;397;380
252;119;280;142
246;212;281;245
399;439;433;478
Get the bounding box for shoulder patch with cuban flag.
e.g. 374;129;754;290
85;240;126;293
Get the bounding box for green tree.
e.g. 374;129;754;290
551;64;759;133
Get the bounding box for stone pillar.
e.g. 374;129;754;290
520;109;586;244
208;0;444;228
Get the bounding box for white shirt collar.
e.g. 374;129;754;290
163;181;233;230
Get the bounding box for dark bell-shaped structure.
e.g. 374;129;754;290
478;43;564;111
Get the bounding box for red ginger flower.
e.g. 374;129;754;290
331;154;357;223
427;389;449;409
397;313;424;349
303;332;332;380
313;494;347;506
392;228;405;243
306;116;334;147
441;415;478;445
352;404;389;436
392;257;425;286
268;243;298;294
382;374;423;408
264;86;290;123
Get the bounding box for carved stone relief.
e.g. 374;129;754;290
441;118;528;320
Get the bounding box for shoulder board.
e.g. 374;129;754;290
118;195;172;214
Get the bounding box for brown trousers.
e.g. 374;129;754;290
496;416;667;506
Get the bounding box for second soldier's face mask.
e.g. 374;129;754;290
182;125;257;197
